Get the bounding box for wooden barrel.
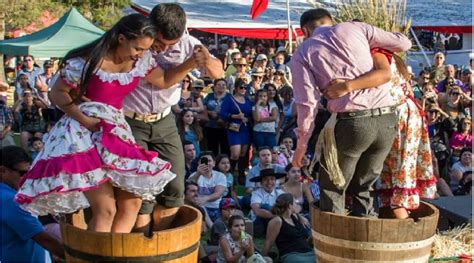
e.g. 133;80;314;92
60;205;202;262
311;202;439;262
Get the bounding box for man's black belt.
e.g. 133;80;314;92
337;105;397;119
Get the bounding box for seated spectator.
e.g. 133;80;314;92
184;181;213;232
183;141;197;180
449;118;472;156
449;148;472;192
183;181;214;262
262;193;315;263
250;168;286;236
0;95;15;148
245;147;286;193
215;154;240;208
13;90;47;151
280;164;314;215
188;151;227;222
208;198;240;247
30;137;44;160
271;146;288;167
435;65;463;93
279;136;295;164
217;215;272;263
454;171;472;195
0;146;64;262
178;109;203;158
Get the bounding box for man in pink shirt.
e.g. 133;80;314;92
291;9;412;216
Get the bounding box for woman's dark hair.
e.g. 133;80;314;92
227;215;245;229
271;193;294;216
255;89;268;102
177;109;203;141
233;78;247;94
0;146;31;170
458;118;472;132
279;85;293;97
214;154;230;172
264;83;283;111
213;78;227;89
149;3;186;40
62;14;156;102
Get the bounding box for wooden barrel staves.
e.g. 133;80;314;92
60;205;202;262
311;202;439;262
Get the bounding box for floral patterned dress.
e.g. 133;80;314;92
15;51;176;216
377;50;437;210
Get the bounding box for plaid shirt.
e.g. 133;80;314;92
0;102;14;130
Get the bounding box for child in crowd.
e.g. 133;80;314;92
215;154;240;208
178;109;203;158
30;137;44;161
217;215;272;263
252;89;278;149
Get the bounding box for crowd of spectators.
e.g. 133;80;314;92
1;36;472;262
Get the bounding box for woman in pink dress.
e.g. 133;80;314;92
15;14;197;233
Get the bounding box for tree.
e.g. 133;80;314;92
60;0;130;29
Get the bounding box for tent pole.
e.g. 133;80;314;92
410;27;432;68
286;0;292;54
214;33;218;48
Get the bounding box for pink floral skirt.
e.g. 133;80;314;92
15;102;175;216
379;99;437;210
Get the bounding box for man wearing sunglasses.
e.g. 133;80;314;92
15;55;41;98
1;146;64;262
122;3;223;233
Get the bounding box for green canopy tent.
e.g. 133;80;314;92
0;8;104;57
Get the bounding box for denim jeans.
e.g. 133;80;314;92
253;131;276;149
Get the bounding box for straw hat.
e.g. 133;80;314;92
234;57;248;66
251;67;265;77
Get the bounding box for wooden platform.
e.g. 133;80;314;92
428;196;472;230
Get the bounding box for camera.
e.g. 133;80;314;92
200;157;208;165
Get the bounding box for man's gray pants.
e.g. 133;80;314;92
126;113;185;213
319;113;397;216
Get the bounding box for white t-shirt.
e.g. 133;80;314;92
225;48;240;65
250;188;285;221
253;102;278;133
194;171;227;209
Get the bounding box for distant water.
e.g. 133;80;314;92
406;0;472;26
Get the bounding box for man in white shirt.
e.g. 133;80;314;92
250;168;286;236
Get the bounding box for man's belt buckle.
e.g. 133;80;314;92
144;113;159;123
